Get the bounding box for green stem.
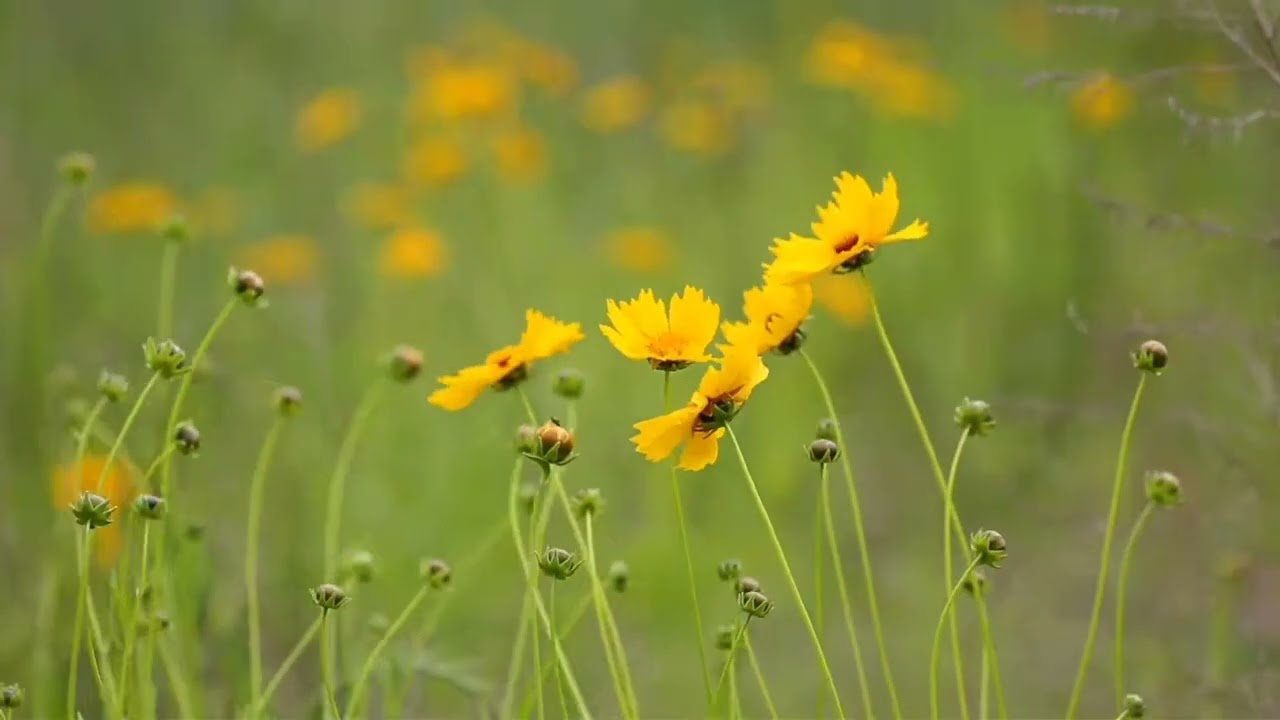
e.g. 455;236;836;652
799;348;902;719
84;583;119;715
521;592;594;718
974;594;1008;719
1065;373;1148;719
322;379;386;580
251;617;321;717
33;565;60;720
321;612;342;720
95;372;161;495
156;241;180;341
67;530;90;720
979;646;990;720
813;487;825;720
713;619;750;707
931;556;984;720
157;636;197;718
728;653;741;720
1114;502;1156;707
725;426;845;718
245;418;286;713
585;514;635;719
818;465;875;719
345;584;432;718
116;521;153;716
744;632;779;720
550;583;568;719
943;430;973;720
139;446;176;492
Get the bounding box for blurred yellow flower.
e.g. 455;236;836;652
600;287;720;371
53;453;133;568
296;88;361;152
402;135;468;188
631;344;769;471
581;76;652;133
344;182;414;232
191;185;239;237
722;282;814;355
492;126;547;183
87;183;180;235
238;235;319;286
766;172;929;285
429;310;584;411
504;38;579;96
693;60;771;113
380;226;448;279
805;20;899;90
607;227;674;272
812;274;871;326
660;99;733;155
414;62;518;122
1072;72;1134;129
870;62;959;122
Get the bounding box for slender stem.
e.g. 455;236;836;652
799;347;902;719
116;521;153;716
321;612;342;720
84;583;119;715
500;463;535;720
974;594;1008;720
157;637;197;719
1066;374;1149;719
744;633;779;720
725;426;845;718
33;565;60;720
529;524;547;720
95;373;161;495
550;583;568;719
520;592;596;718
1114;502;1156;707
813;487;826;720
931;557;984;720
818;465;876;719
943;430;973;720
519;389;539;425
979;646;990;720
586;514;634;719
252;617;321;717
245;418;285;712
713;619;750;705
345;585;432;718
322;379;386;579
728;653;742;720
67;530;90;720
157;241;180;341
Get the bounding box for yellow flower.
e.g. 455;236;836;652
805;20;899;90
631;344;769;471
606;227;675;272
504;38;579;96
868;61;958;122
296;88;361;152
813;274;871;326
492;126;547;183
721;282;814;355
402;134;467;188
765;172;929;285
429;310;584;411
344;182;414;232
238;235;319;286
53;453;134;568
380;226;448;279
581;76;652;133
413;62;517;123
693;60;771;113
660;99;733;156
87;183;180;235
600;287;720;371
1071;72;1134;129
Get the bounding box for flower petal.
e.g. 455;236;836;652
428;362;507;411
620;289;669;340
678;430;723;471
865;173;902;239
599;323;650;361
721;321;766;355
882;219;930;244
669;286;720;355
764;234;837;285
631;405;700;463
520;309;584;361
832;171;873;209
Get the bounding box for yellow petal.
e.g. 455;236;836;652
599;323;650;361
632;405;700;462
668;286;720;354
519;309;584;361
882;219;930;244
620;289;670;340
721;321;766;355
701;344;769;401
764;234;838;285
678;430;723;471
428;363;507;411
864;173;902;239
831;172;873;209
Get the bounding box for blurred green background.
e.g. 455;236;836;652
3;0;1280;717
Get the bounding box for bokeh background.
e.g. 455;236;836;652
3;0;1280;717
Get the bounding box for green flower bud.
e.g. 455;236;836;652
420;558;452;589
738;590;773;619
518;482;540;515
807;438;840;464
342;550;376;584
58;152;95;184
273;386;303;416
311;583;351;612
553;368;585;399
97;371;129;403
143;338;190;379
1144;470;1182;508
1123;693;1145;719
1;683;24;709
70;492;115;529
734;576;762;595
134;494;166;520
515;424;539;454
571;488;604;518
715;624;736;651
160;214;191;244
536;547;582;580
228;267;267;307
1132;340;1168;374
717;559;742;583
609;560;629;593
387;344;424;382
954;397;995;437
814;418;838;442
523;419;578;472
173;421;201;455
962;569;987;596
970;529;1008;568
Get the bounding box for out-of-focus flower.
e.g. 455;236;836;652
238;235;320;286
660;99;733;156
606;227;675;272
1072;72;1135;129
493;126;547;183
380;226;448;279
344;182;415;232
87;183;181;235
53;453;133;567
402;134;468;188
693;60;771;113
500;36;579;96
869;62;959;122
411;61;518;123
581;76;652;133
805;20;900;90
296;88;361;152
812;274;871;326
191;186;239;237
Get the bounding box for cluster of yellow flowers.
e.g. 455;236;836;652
428;171;928;470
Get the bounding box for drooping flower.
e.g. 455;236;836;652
606;227;675;272
87;183;181;235
379;226;448;279
1071;72;1134;129
53;453;134;568
237;235;320;286
295;88;361;153
580;76;652;133
721;282;814;355
600;287;720;371
429;310;584;411
631;345;769;471
764;172;929;284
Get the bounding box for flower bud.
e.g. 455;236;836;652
228;267;267;307
388;344;424;382
962;569;987;596
311;583;351;611
734;576;761;595
70;491;115;529
515;424;539;454
173;421;201;455
970;529;1008;568
274;386;303;416
97;371;129;403
717;559;742;583
59;152;95;184
1144;470;1182;508
954;398;995;437
134;494;166;520
342;550;376;584
609;560;629;593
738;590;773;619
160;214;191;244
1123;693;1145;719
518;482;539;515
537;547;582;580
836;247;876;273
814;418;838;442
144;338;190;379
715;624;736;651
572;488;604;518
420;558;452;589
808;438;840;464
1132;340;1168;374
0;683;23;709
553;368;585;399
524;419;577;469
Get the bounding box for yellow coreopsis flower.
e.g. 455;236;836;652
238;235;320;286
380;226;448;279
1071;72;1134;129
492;126;547;183
344;182;414;232
402;134;468;188
721;282;814;355
606;227;675;272
53;453;134;568
429;310;584;411
631;344;769;471
805;20;899;90
581;76;652;133
600;287;720;371
296;88;361;153
87;183;180;235
765;172;929;285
